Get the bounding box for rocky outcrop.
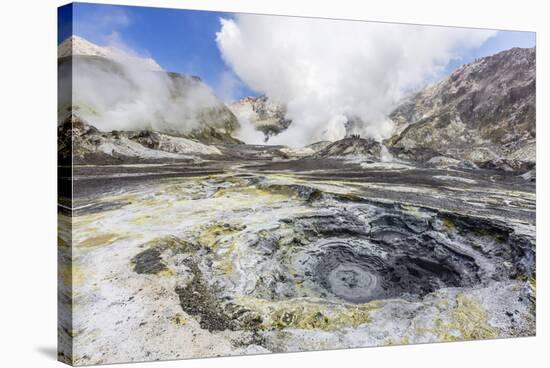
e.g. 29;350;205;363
387;47;535;171
58;115;221;165
316;136;383;161
306;141;333;152
229;96;292;141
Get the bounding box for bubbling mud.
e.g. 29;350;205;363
312;241;385;303
325;263;381;303
304;236;468;304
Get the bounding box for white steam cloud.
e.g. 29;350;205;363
216;15;496;146
60;37;227;135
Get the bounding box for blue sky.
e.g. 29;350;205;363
58;3;535;101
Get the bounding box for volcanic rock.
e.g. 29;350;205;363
387;47;535;171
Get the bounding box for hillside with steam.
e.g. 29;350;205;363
58;36;240;144
58;36;535;176
235;46;536;173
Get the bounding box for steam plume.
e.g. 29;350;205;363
216;15;496;146
60;36;226;135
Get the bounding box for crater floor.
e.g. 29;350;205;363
59;156;536;365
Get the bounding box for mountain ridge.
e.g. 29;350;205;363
386;47;535;167
58;35;162;70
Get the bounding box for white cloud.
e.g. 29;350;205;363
216;15;496;146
